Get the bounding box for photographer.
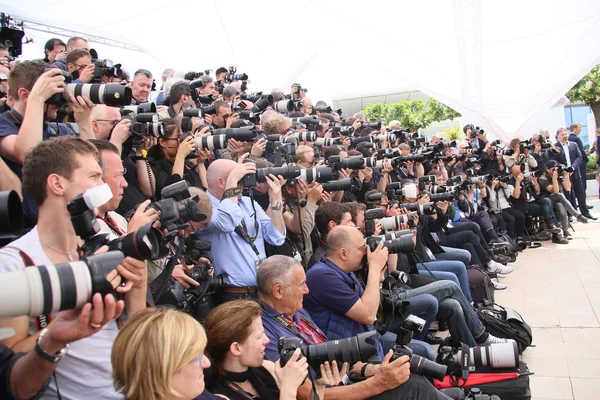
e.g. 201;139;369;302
538;160;589;242
50;36;89;71
257;255;450;400
463;124;488;154
90;105;123;141
158;80;195;119
530;133;560;171
146;118;211;196
42;38;66;64
568;123;588;193
65;49;95;83
485;176;526;244
197;157;286;301
1;294;124;400
0;62;95;222
504;138;538;173
130;69;153;105
508;164;564;234
204;300;343;400
0;137;147;399
307;202;355;269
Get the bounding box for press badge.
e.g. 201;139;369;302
255;257;266;268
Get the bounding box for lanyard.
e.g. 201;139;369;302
274;314;326;345
97;214;124;236
224;381;257;400
233;198;261;257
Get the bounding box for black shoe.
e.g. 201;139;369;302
552;233;569;244
493;254;511;265
424;332;445;345
437;320;449;332
587;205;594;209
565;232;573;240
584;214;598;221
577;215;590;223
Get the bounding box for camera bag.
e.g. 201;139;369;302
466;266;495;305
476;302;533;354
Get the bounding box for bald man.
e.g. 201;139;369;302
196;156;287;302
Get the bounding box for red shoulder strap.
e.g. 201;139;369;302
2;246;53;330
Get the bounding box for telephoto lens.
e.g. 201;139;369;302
298;166;334;183
272;100;294;112
194;135;228;150
418;175;436;184
456;342;519;369
364;208;385;220
107;222;165;261
429;192;456;202
328;155;365;171
321;178;353;192
377;133;396;142
314;137;340;147
0;190;24;239
250;95;273;114
352;136;374;146
0;252;124;319
400;201;436;215
374;230;413;241
212;128;256;142
63;83;132;106
363;157;379;168
278;331;379;372
294;131;317;142
379;212;418;231
367;234;415;254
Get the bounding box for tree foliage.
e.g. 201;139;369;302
566;64;600;128
362;98;461;131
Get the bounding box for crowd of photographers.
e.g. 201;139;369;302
0;35;597;400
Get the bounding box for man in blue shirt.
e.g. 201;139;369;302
257;255;450;400
197;156;286;301
0;61;95;222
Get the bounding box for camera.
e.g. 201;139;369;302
366;234;415;253
278;331;379;374
294;131;317;142
400;201;436;215
437;341;519;370
331;125;354;136
389;315;448;380
320;178;354;192
149;181;207;236
327;155;365;171
192;135;227;151
45;69;132;107
68;184;166;260
242;165;333;187
0;252;124;320
212;127;257;142
557;164;574;174
91;59;119;83
291;116;322;130
123;112;164;138
378;213;419;231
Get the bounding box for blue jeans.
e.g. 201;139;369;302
379;332;436;361
417;261;473;303
437;246;472;267
393;280;485;347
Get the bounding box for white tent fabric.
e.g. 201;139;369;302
2;0;600;141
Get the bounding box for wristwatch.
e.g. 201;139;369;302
35;328;70;362
270;202;282;211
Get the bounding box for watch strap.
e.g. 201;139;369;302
35;328;69;363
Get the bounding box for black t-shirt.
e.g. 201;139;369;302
508;177;527;213
538;178;552;198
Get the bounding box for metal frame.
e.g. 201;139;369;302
8;15;146;53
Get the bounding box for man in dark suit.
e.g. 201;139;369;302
568;122;590;197
553;128;597;220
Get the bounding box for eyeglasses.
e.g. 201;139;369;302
72;63;88;71
190;354;203;366
114;167;127;178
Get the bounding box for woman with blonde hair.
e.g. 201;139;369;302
112;307;211;400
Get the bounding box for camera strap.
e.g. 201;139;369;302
97;213;124;236
275;314;327;345
234;219;260;257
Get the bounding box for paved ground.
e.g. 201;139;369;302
494;198;600;400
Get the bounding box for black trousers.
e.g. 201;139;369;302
502;208;526;238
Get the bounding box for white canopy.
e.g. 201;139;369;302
3;0;600;141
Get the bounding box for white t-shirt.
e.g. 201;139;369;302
0;227;121;400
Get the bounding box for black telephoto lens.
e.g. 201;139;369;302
250;96;273;114
212;128;256;142
321;178;352;192
107;222;164;261
0;190;24;239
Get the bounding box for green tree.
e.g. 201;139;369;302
361;98;460;131
566;64;600;129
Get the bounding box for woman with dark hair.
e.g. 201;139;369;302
42;38;66;63
204;300;345;400
146;118;211;197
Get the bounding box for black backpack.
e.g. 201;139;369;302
476;302;533;354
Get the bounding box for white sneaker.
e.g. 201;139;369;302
483;334;516;346
487;260;513;275
493;281;508;290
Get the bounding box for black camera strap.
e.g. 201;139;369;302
233;195;261;258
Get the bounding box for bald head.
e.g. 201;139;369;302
206;159;237;196
326;225;361;255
